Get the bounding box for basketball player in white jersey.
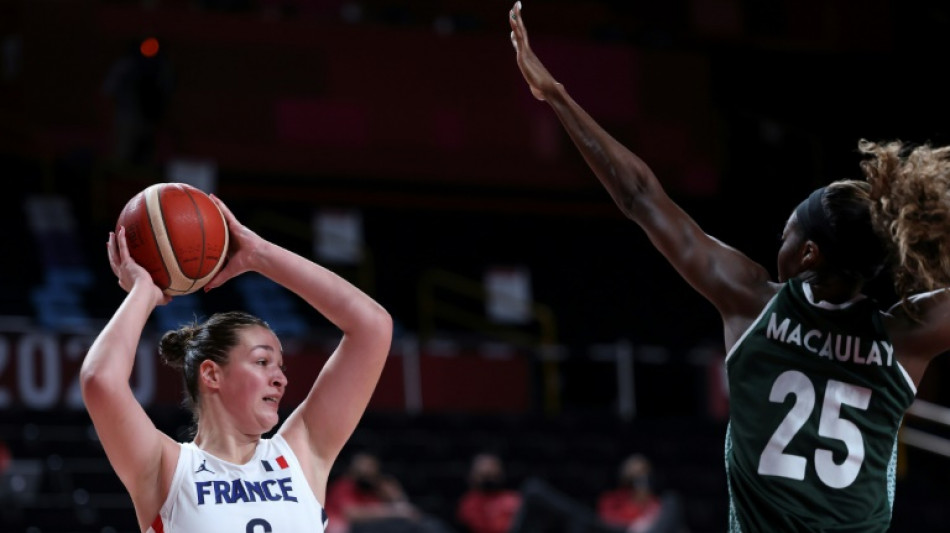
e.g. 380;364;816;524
80;195;393;532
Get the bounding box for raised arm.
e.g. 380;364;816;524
884;289;950;387
80;228;180;531
204;197;392;494
509;2;772;319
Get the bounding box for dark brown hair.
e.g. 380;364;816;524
159;311;271;421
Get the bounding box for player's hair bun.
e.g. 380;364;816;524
159;325;200;369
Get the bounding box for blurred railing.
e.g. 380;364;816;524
417;268;561;414
901;399;950;457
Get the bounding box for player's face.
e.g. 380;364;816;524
777;211;807;282
219;325;287;435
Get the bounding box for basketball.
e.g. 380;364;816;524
116;183;230;295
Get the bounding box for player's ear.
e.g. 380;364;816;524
199;359;222;390
800;240;824;270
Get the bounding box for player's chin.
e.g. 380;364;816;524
256;408;280;431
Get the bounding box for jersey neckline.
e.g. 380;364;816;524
183;434;284;468
801;280;866;310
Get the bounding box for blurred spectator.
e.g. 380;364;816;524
196;0;254;11
456;452;522;533
326;451;456;533
0;441;43;525
0;440;9;474
259;0;344;19
597;454;684;533
102;36;175;167
509;454;687;533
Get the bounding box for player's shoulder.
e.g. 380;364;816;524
882;288;950;361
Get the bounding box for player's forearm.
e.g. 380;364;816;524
544;83;660;218
81;282;157;387
252;240;391;336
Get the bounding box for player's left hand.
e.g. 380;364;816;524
509;1;558;101
203;194;265;291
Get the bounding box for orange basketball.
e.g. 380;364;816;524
116;183;229;295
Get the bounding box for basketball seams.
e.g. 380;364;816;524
175;185;228;292
183;187;208;286
175;186;206;294
146;184;196;294
192;200;229;289
140;185;175;293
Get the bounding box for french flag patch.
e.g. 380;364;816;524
261;456;289;472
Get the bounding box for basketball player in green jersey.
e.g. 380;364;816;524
510;2;950;531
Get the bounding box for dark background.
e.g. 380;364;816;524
2;0;950;531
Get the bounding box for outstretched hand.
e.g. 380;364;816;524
202;194;265;291
108;227;170;306
509;1;558;101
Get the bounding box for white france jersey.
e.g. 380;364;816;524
146;434;328;533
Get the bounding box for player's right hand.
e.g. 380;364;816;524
109;227;170;305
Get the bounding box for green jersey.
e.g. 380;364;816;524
725;278;916;532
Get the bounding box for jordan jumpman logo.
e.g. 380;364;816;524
195;460;215;475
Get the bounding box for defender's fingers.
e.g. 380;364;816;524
510;10;528;46
509;2;525;33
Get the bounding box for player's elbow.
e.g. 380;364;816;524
79;359;120;407
79;365;103;405
368;305;394;351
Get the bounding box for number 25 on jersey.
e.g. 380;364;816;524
758;370;872;489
